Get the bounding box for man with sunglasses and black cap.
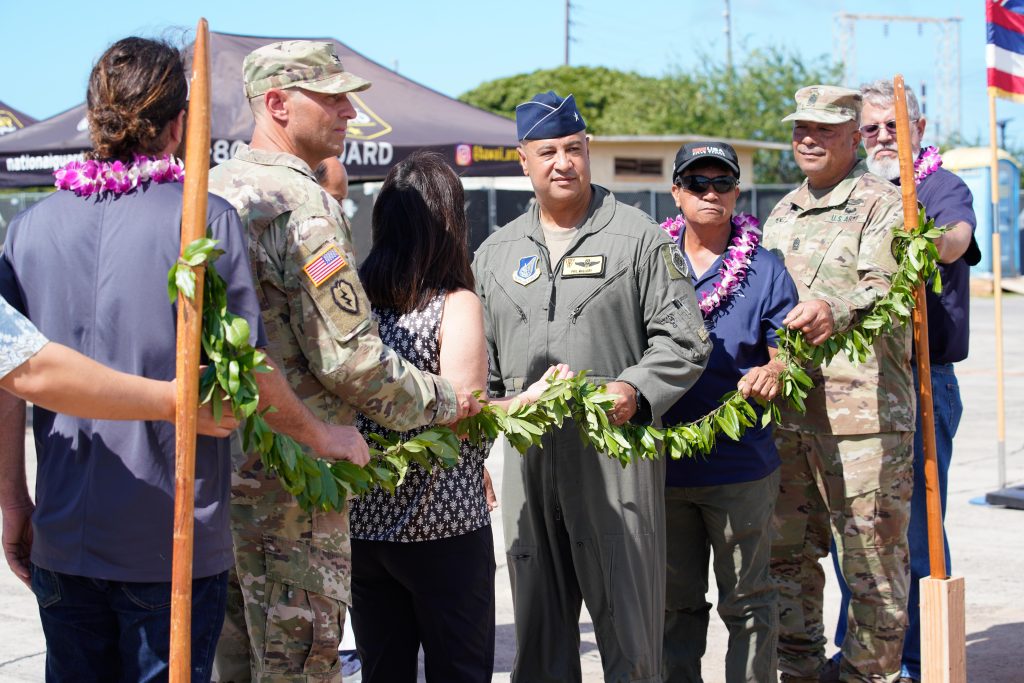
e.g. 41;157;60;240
661;142;798;683
473;91;710;683
762;86;915;683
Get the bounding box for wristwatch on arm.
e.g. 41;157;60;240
620;380;651;425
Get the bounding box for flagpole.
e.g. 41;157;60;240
988;89;1007;490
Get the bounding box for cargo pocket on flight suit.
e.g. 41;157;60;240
602;532;658;666
261;536;345;676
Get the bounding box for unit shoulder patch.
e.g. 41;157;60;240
662;243;689;280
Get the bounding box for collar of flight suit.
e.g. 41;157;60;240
230;143;318;182
524;184;616;247
787;159;868;214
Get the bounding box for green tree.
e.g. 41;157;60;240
459;48;842;184
458;65;698;136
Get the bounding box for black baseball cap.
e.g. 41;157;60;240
672;141;741;180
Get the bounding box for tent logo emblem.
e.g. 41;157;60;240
0;110;25;136
347;94;392;141
455;144;472;166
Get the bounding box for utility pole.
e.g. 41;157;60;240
565;0;571;66
998;118;1013;148
724;0;733;71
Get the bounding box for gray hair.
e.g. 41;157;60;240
859;79;922;120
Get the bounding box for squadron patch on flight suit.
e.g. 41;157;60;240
512;255;541;286
662;244;689;280
561;255;605;277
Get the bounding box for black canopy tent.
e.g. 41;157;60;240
0;31;520;188
0;100;36;138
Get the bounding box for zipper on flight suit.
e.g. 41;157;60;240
568;266;629;323
492;275;527;323
530;240;564;523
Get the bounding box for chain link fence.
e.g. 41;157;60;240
2;185;795;261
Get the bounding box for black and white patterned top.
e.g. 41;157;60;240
349;292;492;542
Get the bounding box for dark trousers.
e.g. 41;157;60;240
350;525;496;683
663;471;780;683
30;565;228;683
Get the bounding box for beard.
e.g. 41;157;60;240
865;142;913;181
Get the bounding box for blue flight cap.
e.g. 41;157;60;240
515;91;587;141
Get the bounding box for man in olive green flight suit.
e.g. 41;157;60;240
473;91;711;683
209;41;478;683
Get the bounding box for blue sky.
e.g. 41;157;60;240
1;0;1017;147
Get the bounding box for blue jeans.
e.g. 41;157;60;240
31;565;228;683
831;363;961;680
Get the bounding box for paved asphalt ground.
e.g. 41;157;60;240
1;295;1021;682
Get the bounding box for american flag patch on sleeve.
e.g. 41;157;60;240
303;244;348;287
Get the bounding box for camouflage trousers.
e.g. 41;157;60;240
211;501;351;683
770;429;913;683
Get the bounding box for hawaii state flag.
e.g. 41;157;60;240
988;0;1024;101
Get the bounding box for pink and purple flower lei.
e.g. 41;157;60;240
914;145;942;185
54;154;185;197
659;212;761;317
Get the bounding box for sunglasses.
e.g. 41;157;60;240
678;174;739;193
859;119;917;138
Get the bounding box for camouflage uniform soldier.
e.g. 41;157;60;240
208;41;476;683
762;86;915;683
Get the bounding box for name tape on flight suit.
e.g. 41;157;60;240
561;255;605;278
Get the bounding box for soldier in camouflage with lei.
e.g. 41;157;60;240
762;86;915;683
208;41;479;683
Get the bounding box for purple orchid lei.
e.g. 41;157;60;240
914;145;942;185
659;212;761;317
54;154;185;197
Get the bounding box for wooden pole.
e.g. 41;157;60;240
893;75;945;580
894;74;966;683
988;91;1008;489
170;18;211;683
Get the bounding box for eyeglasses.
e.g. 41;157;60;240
859;119;917;138
678;174;739;194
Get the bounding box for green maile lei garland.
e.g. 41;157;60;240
168;207;943;512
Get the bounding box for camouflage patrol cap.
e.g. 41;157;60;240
243;41;371;98
782;85;861;125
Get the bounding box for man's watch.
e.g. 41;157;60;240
621;381;644;413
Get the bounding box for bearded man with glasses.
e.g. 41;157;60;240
660;142;798;683
762;86;916;683
819;80;980;683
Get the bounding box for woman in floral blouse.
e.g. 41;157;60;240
349;151;567;683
